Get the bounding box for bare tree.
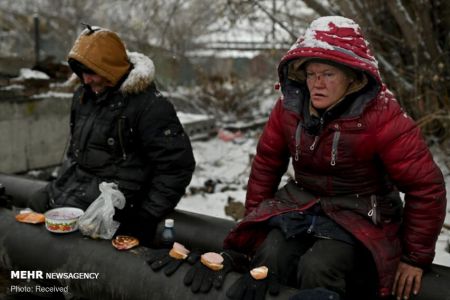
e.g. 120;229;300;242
1;0;448;144
333;0;449;143
230;0;450;144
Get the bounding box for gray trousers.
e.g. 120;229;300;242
251;228;377;299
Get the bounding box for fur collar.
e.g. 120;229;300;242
67;51;155;95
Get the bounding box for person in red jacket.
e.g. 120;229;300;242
221;16;447;300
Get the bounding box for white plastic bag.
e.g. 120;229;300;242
78;182;126;239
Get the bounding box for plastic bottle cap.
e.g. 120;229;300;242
164;219;174;228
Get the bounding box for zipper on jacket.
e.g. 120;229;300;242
294;122;302;161
79;105;102;165
330;131;340;166
367;195;378;225
118;116;127;160
309;117;324;151
309;136;319;150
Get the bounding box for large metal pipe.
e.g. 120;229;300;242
0;173;233;252
0;208;299;300
0;173;47;207
0;173;449;299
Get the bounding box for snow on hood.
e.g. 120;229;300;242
292;16;361;50
279;16;381;85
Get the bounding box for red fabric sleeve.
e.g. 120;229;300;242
375;97;446;266
245;98;290;215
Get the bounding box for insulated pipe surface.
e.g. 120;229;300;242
0;208;298;300
0;173;449;299
0;173;234;252
0;173;47;207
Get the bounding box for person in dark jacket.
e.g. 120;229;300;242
28;24;196;246
217;16;446;300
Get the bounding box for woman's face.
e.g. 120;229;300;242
305;62;353;110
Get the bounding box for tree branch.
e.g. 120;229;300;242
414;0;442;60
160;0;183;48
377;53;414;92
251;0;297;40
386;0;419;51
303;0;337;16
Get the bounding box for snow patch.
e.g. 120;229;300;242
177;112;212;123
16;68;49;80
0;84;24;91
31;92;73;99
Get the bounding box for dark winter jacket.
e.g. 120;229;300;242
224;16;446;297
47;28;195;222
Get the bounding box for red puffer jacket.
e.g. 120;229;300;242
224;16;446;297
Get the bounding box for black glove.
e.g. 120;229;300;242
115;210;158;247
184;250;246;293
147;248;200;276
27;187;50;213
226;270;280;300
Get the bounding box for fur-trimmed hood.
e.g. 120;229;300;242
120;51;155;94
67;51;155;95
68;26;130;87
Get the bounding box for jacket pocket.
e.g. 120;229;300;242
275;180;319;209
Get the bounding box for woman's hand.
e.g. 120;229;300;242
392;261;423;300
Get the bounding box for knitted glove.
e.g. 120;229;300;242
147;247;200;276
226;269;280;300
184;250;247;293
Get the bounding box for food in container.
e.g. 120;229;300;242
44;207;84;233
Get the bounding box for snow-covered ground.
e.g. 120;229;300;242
15;68;50;80
177;133;450;267
177;135;255;218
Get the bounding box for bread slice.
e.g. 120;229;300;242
112;235;139;250
250;266;268;280
200;252;224;271
15;212;45;224
169;242;190;259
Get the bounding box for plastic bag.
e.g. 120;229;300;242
78;182;126;239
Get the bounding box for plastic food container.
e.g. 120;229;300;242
44;207;84;233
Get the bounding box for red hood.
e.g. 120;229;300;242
278;16;381;85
